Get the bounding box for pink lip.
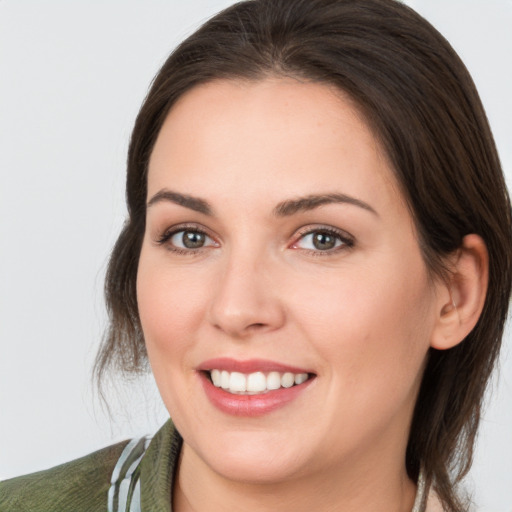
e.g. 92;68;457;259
198;357;312;374
197;358;315;417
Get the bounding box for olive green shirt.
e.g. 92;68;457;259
0;420;181;512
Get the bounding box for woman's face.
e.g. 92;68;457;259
137;78;442;484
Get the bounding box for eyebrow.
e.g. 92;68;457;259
146;189;377;217
273;193;378;217
147;189;213;215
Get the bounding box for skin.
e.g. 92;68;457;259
136;78;479;511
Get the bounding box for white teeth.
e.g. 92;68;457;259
247;372;266;393
229;372;246;392
211;369;221;387
221;370;230;389
281;372;295;388
295;373;308;385
267;371;281;390
209;370;310;394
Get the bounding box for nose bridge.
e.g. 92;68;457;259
208;241;285;337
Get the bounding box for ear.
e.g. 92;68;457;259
430;234;489;350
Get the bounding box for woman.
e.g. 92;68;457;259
1;0;511;511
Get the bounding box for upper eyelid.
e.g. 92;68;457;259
159;222;212;236
154;222;354;247
292;224;354;241
155;223;217;244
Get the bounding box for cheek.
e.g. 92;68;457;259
291;256;434;389
136;248;206;368
136;248;213;424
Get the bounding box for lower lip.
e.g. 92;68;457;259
199;372;314;417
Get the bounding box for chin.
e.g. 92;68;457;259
190;429;312;484
209;454;304;484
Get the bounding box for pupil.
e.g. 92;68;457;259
313;232;335;250
182;231;205;249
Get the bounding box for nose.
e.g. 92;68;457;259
208;250;286;339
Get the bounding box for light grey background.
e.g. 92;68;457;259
1;1;511;510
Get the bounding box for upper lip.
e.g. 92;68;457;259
198;357;313;374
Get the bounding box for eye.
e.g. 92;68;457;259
157;226;218;252
292;227;353;252
171;230;209;249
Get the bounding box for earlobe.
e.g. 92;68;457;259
430;234;489;350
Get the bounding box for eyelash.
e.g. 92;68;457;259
155;224;354;256
291;225;354;256
156;224;217;255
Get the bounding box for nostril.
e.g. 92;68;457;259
247;322;267;330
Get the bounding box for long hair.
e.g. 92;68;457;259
95;1;512;509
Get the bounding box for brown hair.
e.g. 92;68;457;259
95;0;512;509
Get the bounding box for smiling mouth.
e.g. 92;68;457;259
205;370;314;395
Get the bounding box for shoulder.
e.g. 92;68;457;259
0;439;130;512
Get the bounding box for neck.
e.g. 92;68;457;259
173;442;417;512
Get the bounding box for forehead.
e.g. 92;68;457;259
147;78;402;211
